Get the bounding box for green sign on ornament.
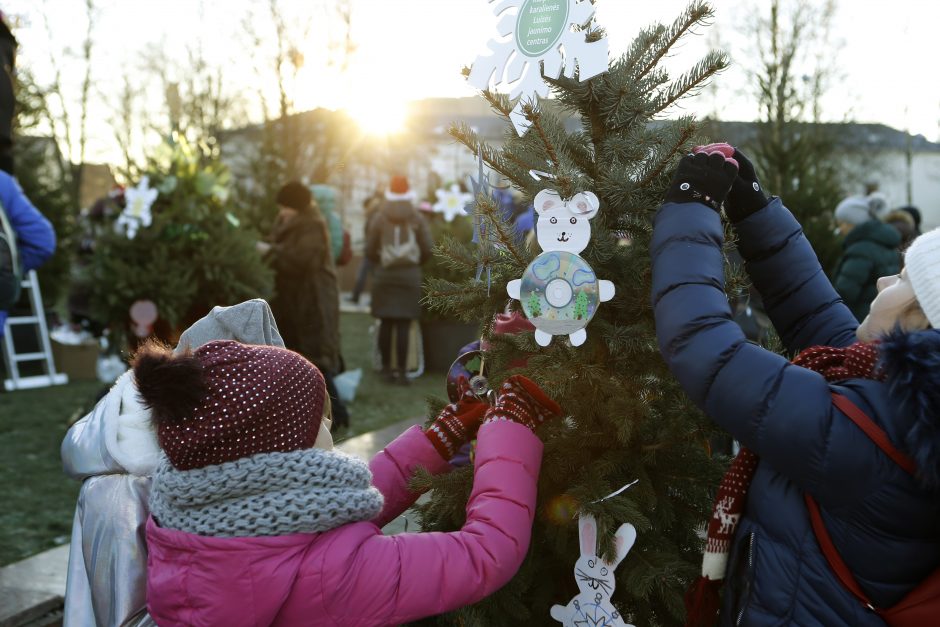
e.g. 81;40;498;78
515;0;569;58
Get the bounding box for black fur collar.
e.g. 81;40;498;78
879;329;940;490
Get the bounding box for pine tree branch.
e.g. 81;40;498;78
449;122;530;186
621;25;666;76
526;105;561;171
634;124;695;191
651;51;729;115
635;1;714;83
477;194;529;268
481;89;512;118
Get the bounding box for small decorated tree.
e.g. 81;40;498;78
417;2;732;625
528;291;543;318
573;290;589;320
87;136;272;348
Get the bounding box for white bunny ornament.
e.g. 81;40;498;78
550;514;637;627
507;189;615;347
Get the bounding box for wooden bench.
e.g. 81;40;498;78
0;545;68;627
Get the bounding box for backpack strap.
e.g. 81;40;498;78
829;393;916;476
804;393;919;613
804;493;878;611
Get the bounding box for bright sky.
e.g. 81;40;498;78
4;0;938;163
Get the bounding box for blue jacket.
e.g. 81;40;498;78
651;198;940;626
1;171;55;332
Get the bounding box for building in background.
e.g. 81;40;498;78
219;101;940;246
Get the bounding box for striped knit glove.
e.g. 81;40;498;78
483;375;563;432
425;377;488;459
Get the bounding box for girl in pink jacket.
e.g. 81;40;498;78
133;338;561;626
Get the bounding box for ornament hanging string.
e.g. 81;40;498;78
589;479;640;505
467;146;499;295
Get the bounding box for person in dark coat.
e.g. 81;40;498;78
0;12;15;175
366;175;432;384
261;182;348;428
832;195;902;322
654;144;940;626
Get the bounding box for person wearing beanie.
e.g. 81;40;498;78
366;174;432;383
654;143;940;626
60;299;285;627
866;191;889;219
135;339;562;627
260;180;348;428
833;195;875;233
832;194;901;322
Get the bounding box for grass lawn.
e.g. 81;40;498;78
336;311;442;439
0;380;102;566
0;311;445;565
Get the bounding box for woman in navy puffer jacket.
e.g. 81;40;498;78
652;144;940;626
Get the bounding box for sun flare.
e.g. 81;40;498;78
347;97;407;136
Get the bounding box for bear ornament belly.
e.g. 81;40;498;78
521;250;600;335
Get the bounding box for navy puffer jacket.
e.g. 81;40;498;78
651;197;940;626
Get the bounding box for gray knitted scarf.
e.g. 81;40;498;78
149;447;384;537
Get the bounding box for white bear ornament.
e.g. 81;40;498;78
507;189;615;347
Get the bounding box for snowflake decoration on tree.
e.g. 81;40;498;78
434;184;474;222
116;176;158;239
468;0;608;135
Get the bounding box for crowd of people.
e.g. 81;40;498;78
832;192;922;322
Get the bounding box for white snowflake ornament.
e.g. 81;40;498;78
117;176;158;239
468;0;609;135
434;184;474;222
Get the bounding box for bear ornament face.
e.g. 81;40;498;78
507;189;615;347
535;189;598;255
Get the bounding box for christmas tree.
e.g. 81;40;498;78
417;2;731;625
87;136;273;346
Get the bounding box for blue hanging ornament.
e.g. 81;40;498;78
466;146;496;294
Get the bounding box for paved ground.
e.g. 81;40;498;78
339;291;370;314
0;416;425;625
336;417;428;535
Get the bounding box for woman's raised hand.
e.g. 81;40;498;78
694;145;770;222
663;145;739;212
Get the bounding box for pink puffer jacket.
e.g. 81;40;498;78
146;421;542;626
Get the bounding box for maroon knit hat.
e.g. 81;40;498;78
134;340;326;470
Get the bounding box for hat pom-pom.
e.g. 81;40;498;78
133;341;207;426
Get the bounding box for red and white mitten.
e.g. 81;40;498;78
425;377;488;459
483;375;563;432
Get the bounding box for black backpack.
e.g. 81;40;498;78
0;203;21;310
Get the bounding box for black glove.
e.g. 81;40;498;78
663;152;738;212
724;148;770;222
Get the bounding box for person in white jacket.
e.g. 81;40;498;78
60;299;284;627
